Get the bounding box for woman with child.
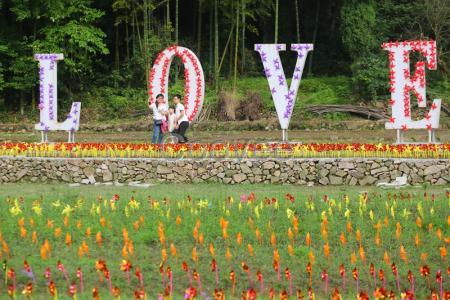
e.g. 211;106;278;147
149;93;189;144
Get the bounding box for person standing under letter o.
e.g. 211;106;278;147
173;94;189;143
150;94;166;144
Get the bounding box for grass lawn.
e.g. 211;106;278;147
0;183;448;299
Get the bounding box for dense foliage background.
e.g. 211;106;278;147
0;0;448;122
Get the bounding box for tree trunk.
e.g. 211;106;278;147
241;0;246;73
143;0;149;90
175;0;179;44
228;1;234;78
197;0;202;56
295;0;300;42
166;0;170;28
132;2;136;57
20;91;24;116
274;0;279;43
125;17;130;61
31;86;35;113
214;0;219;91
308;0;320;76
233;1;239;92
209;4;213;77
115;24;120;71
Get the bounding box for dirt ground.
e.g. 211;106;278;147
0;128;448;144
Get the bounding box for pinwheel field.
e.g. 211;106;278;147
0;183;448;299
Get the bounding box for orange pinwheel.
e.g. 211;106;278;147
355;229;361;244
351;251;357;264
346;221;353;233
375;232;381;247
210;259;217;272
248;244;254;256
198;233;204;245
48;281;57;297
308;251;315;264
359;245;366;264
65;233;72;246
420;265;430;277
31;231;37;244
331;287;342;300
323;242;330;258
400;245;408;263
340;233;346;246
292;216;299;233
158;223;166;245
120;260;132;272
439;246;447;260
287;244;294;257
288;228;294;242
96;232;103;246
305;232;311;247
416;217;422;228
214;288;225;300
236;232;243;245
22;282;33;297
182;261;189;273
383;251;390;265
396;222;402;240
225;247;232;261
270;232;277;247
92;287;99;300
171;243;177;257
192;247;198;263
352;267;358;281
255;228;262;244
306;262;312;279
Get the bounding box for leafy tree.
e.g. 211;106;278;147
31;0;109;76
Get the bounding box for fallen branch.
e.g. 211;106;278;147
306;105;388;120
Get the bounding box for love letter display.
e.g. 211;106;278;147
255;44;313;132
148;46;205;122
382;41;441;134
34;54;81;135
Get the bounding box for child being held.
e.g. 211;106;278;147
167;108;176;133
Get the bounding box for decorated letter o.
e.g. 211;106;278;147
148;46;205;122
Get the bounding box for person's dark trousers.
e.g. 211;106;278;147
176;121;189;143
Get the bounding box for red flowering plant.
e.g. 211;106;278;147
0;142;449;159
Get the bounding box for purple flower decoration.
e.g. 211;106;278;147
260;51;267;62
255;44;262;51
271;87;277;94
276;44;283;51
38;103;45;110
273;59;280;70
264;68;272;78
277;75;285;86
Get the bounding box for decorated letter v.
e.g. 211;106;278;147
255;44;313;141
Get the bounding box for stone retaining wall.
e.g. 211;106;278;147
0;157;448;185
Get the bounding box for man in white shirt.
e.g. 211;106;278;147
173;94;189;143
149;94;166;144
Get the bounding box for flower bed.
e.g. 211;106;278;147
1;142;450;159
